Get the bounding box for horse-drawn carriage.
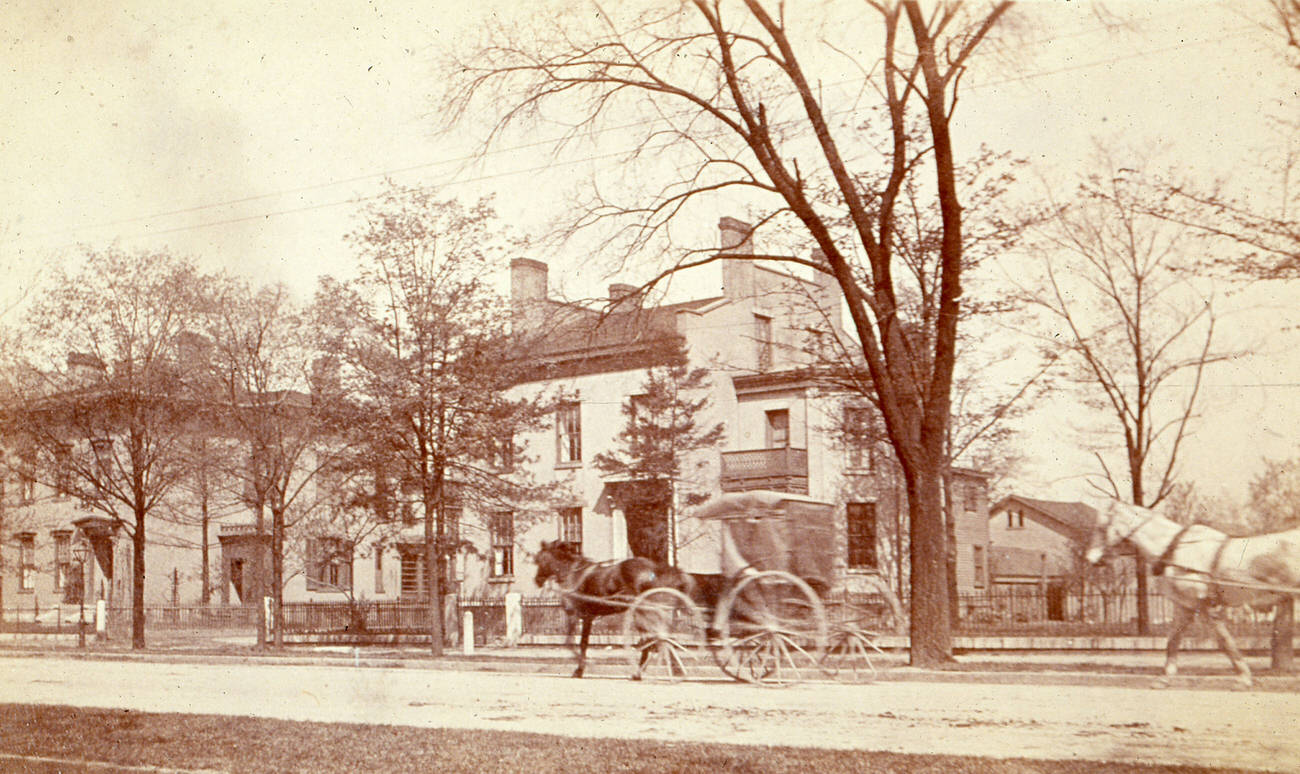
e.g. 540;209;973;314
535;490;899;684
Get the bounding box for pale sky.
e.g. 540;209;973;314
2;0;1297;505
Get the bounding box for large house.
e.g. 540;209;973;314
486;218;991;601
3;218;993;624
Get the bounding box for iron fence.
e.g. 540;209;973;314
954;587;1278;638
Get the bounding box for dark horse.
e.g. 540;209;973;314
534;540;718;678
534;540;658;677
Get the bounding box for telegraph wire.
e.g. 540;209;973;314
3;23;1263;252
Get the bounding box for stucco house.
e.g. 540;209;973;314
4;218;993;622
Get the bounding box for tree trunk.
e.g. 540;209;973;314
425;466;445;656
942;472;959;628
132;506;147;649
906;465;951;666
272;502;286;649
200;497;210;606
1273;597;1295;672
1135;557;1151;635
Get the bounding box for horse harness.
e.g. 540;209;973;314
1152;523;1234;603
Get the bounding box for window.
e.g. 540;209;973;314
53;531;72;593
844;406;873;470
490;432;515;471
374;545;385;595
973;545;986;588
558;507;582;549
556;403;582;465
755;314;773;370
489;511;514;578
306;537;353;592
765;409;790;449
18;533;35;591
845;503;877;570
963;486;979;513
628;393;651;444
90;438;113;481
400;554;426;598
18;450;36;503
1007;510;1024;529
54;443;73;497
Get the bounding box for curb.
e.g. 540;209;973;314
5;646;1299;692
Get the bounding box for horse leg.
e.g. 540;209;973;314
1206;607;1252;688
1160;603;1195;685
573;616;593;678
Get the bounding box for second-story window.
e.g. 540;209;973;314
755;314;773;371
490;431;515;471
54;443;73;497
1007;510;1024;529
844;406;873;470
556;402;582;465
765;409;790;449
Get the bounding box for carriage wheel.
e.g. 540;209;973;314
623;587;706;682
713;570;828;685
819;592;896;680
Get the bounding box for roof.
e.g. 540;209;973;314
517;297;718;381
989;545;1072;579
992;495;1098;540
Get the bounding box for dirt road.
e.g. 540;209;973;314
2;655;1295;771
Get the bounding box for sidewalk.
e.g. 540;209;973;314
5;636;1299;691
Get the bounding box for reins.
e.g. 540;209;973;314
545;557;642;611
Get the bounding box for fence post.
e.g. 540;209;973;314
462;610;474;656
263;596;274;644
95;600;107;640
505;592;522;647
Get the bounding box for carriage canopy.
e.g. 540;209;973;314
689;490;836;589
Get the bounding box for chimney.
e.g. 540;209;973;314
608;283;639;305
719;217;756;300
66;352;106;384
718;217;754;254
511;258;548;306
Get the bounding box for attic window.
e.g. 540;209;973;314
1007;510;1024;529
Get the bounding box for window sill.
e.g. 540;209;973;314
554;462;583;470
488;575;514;584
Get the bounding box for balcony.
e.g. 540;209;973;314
720;448;808;494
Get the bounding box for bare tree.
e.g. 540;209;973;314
450;0;1014;666
1019;157;1230;634
0;247;208;648
202;278;345;648
318;183;553;656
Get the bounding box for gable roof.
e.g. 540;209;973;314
991;495;1097;540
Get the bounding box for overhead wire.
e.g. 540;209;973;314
3;20;1263;253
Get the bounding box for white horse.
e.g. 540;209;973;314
1086;499;1300;687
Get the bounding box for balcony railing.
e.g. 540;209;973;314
720;447;808;493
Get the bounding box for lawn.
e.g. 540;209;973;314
0;704;1276;774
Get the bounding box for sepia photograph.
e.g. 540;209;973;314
0;1;1297;771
